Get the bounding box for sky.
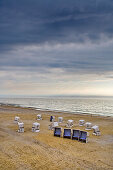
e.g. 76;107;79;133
0;0;113;96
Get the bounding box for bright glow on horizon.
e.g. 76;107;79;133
0;67;113;96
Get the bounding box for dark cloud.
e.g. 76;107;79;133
0;0;113;47
0;41;113;75
0;0;113;75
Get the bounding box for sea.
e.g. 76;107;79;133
0;96;113;117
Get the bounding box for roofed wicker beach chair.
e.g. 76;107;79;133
50;116;55;122
37;114;42;120
54;127;62;137
32;122;40;132
66;120;74;128
58;117;63;123
14;116;20;123
92;125;101;136
63;129;71;139
85;122;92;130
79;120;85;126
49;122;58;130
18;122;24;133
72;129;80;140
79;131;88;143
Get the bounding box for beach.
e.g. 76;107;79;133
0;105;113;170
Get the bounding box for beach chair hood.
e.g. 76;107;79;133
15;116;20;121
79;120;85;126
33;122;40;127
92;125;99;132
58;117;63;123
85;122;92;129
37;114;42;120
68;120;73;124
18;122;24;128
53;122;58;127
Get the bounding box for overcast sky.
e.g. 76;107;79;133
0;0;113;96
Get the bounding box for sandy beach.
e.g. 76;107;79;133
0;105;113;170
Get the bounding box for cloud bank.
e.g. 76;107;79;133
0;0;113;96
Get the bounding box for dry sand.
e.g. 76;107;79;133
0;105;113;170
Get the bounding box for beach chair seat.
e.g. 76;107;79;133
63;129;71;139
54;127;62;137
79;131;88;143
72;129;80;140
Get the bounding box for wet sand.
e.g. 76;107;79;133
0;105;113;170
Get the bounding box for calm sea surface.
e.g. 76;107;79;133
0;96;113;117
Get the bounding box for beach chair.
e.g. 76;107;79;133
66;120;74;128
79;131;88;143
72;129;80;140
79;120;85;126
92;125;101;136
50;116;55;122
49;122;58;130
58;117;63;123
18;122;24;133
14;116;20;123
32;122;40;132
85;122;92;130
63;129;71;139
54;127;62;137
37;114;42;120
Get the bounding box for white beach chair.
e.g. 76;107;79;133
85;122;92;130
32;122;40;132
14;116;20;123
58;117;63;123
18;122;24;133
49;122;59;130
92;125;101;136
37;114;42;120
66;120;74;128
79;120;85;126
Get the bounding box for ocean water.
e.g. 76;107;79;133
0;96;113;117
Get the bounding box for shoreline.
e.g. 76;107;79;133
0;103;113;118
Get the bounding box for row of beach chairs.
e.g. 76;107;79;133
54;128;88;143
50;116;101;136
17;122;40;133
50;116;91;128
